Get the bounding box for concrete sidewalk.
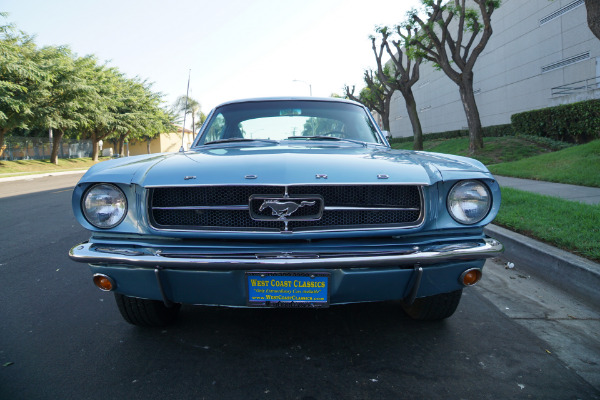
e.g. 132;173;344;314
495;175;600;205
0;169;87;183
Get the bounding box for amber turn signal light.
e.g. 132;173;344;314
93;274;115;291
460;268;482;286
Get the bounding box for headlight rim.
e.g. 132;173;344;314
447;180;492;225
81;183;128;229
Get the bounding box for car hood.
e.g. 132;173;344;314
79;144;492;187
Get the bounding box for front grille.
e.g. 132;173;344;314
148;185;423;233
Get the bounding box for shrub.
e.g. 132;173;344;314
517;135;572;151
388;124;513;144
511;99;600;144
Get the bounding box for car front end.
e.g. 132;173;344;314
69;98;503;326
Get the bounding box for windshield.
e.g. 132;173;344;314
195;100;384;146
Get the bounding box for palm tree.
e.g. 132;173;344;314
173;95;202;133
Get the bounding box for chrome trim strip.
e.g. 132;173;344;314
147;223;424;234
324;206;420;211
152;205;249;211
143;182;431;188
152;205;419;212
69;238;503;270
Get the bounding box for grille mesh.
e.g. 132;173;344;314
149;185;423;232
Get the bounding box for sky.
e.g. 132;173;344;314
3;0;419;122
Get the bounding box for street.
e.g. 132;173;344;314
0;174;598;399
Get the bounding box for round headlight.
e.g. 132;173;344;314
447;180;491;225
82;183;127;229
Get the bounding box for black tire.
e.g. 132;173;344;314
401;289;463;321
114;293;180;327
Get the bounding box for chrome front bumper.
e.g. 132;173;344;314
69;238;503;270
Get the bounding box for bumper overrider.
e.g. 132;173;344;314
69;238;503;306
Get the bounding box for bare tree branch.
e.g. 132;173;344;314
405;0;501;153
585;0;600;39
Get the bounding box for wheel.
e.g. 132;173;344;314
114;293;180;327
401;289;463;321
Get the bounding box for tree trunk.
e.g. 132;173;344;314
147;139;151;154
91;131;99;162
403;89;424;151
381;96;392;132
0;128;7;159
585;0;600;40
381;111;390;132
50;129;64;165
458;77;484;154
117;138;125;157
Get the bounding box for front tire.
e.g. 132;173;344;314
401;289;463;321
114;293;180;327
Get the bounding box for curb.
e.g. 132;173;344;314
0;169;87;183
484;224;600;307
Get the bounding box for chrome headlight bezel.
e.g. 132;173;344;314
81;183;128;229
447;180;492;225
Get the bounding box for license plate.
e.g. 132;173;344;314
246;272;330;308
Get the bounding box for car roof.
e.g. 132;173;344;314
213;97;365;109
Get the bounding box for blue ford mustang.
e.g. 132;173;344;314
69;97;503;326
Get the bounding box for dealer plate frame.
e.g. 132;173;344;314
246;271;330;308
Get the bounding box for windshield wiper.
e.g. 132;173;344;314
287;135;341;141
203;138;277;146
287;136;368;146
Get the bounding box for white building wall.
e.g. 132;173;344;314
390;0;600;137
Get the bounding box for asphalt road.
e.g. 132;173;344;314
0;175;598;400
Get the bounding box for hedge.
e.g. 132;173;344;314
388;123;514;144
511;99;600;144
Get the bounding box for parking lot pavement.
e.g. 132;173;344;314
0;176;599;399
477;258;600;390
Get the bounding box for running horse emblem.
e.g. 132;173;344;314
259;200;316;220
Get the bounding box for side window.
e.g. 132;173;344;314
204;114;226;142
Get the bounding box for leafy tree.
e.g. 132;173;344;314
82;65;127;161
1;15;176;162
344;68;394;131
371;25;428;150
34;47;97;164
196;111;207;131
0;17;46;153
403;0;501;153
301;117;344;136
111;79;173;156
137;107;177;154
585;0;600;40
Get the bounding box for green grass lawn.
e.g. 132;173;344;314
496;188;600;262
488;140;600;187
0;157;108;176
392;136;554;165
393;137;600;188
